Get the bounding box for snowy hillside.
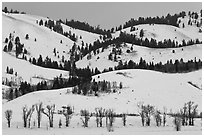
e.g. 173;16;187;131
2;69;202;121
113;15;202;45
2;8;202;135
2;52;69;84
76;43;202;71
2;12;102;84
2;13;101;64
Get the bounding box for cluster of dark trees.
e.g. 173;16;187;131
2;7;26;14
14;74;120;99
4;34;28;58
179;101;198;126
74;32;201;61
106;57;202;73
71;79;121;96
19;81;32;96
29;55;61;70
6;81;49;101
6;66;17;76
188;11;200;20
38;19;78;42
27;49;101;77
119;31;202;48
38;19;63;34
117;11;187;31
63;19;112;38
187;11;202;28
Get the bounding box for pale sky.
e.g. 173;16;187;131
2;2;202;29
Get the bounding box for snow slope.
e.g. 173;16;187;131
2;13;74;62
76;43;202;71
2;69;202;123
2;52;69;84
112;15;202;45
61;23;102;45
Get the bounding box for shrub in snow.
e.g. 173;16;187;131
5;110;12;128
42;104;55;128
80;109;90;127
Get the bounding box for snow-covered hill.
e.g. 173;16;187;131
113;15;202;45
76;43;202;71
2;69;201;122
2;52;69;84
2;13;101;64
2;12;102;84
2;10;202;135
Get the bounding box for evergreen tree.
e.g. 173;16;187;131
9;89;13;101
15;36;20;45
3;45;7;52
39;19;43;26
25;34;29;40
140;29;144;37
5;38;8;43
8;41;13;51
3;7;8;13
37;55;43;66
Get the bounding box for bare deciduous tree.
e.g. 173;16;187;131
122;113;127;126
138;103;154;126
154;110;161;127
174;115;181;131
5;110;12;128
163;107;167;126
28;105;35;128
95;107;105;127
22;105;35;128
105;109;115;132
80;109;90;127
35;102;43;128
42;104;55;128
62;105;73;127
